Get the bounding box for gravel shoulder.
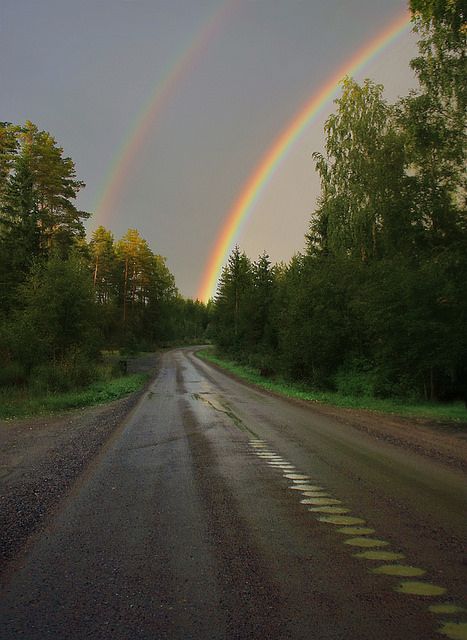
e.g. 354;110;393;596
297;401;467;472
0;353;160;576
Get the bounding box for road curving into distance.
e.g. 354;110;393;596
1;347;466;639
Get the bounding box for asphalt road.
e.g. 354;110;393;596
1;348;466;639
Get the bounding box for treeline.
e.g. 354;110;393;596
212;1;466;402
0;122;209;391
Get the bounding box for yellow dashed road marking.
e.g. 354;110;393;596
395;581;446;596
372;564;426;577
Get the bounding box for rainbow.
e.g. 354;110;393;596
92;0;237;229
197;9;412;302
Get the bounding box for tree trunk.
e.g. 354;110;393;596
93;254;99;288
123;257;128;324
430;366;435;401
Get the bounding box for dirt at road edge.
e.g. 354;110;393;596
0;353;159;579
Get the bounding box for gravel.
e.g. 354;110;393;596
0;353;159;577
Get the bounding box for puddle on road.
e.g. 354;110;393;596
430;604;467;615
372;564;425;577
395;581;446;596
336;526;375;536
308;506;350;514
301;497;341;505
318;515;366;526
438;622;467;640
354;550;406;561
344;537;389;548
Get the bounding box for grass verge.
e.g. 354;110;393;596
197;349;467;424
0;373;148;420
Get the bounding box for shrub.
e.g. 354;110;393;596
0;362;27;388
333;358;377;397
30;349;99;393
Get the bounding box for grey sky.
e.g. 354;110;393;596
1;0;418;298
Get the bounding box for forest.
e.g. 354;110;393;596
211;1;466;403
0;121;209;393
1;0;465;406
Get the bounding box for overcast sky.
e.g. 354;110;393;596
1;0;419;298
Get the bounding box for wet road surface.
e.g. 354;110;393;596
1;348;466;639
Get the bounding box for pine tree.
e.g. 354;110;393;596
214;246;253;352
89;226;117;304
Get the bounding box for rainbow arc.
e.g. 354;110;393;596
93;0;237;229
197;9;412;302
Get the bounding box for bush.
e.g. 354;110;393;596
13;253;101;373
0;362;27;388
246;351;277;378
30;349;98;393
372;369;420;401
333;358;377;397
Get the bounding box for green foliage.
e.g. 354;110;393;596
89;225;117;304
400;1;466;244
214;246;254;352
0;373;148;420
11;252;100;372
0;362;26;388
30;351;99;393
167;297;212;344
198;350;467;423
0;119;209;409
311;78;411;259
210;4;466;407
2;0;465;417
333;359;378;398
0;121;90;315
0;121;89;256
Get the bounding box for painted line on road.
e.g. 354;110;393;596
247;438;465;639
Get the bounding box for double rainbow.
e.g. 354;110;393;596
93;0;237;228
197;9;412;302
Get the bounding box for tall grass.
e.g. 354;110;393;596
0;373;148;420
197;350;467;424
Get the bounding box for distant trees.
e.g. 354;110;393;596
211;1;466;403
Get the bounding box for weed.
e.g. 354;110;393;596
0;373;148;420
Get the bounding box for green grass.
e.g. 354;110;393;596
197;349;467;424
0;373;148;420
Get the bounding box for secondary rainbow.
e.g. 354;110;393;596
197;9;412;302
92;0;237;229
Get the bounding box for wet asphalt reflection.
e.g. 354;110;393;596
248;437;466;640
1;348;465;640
